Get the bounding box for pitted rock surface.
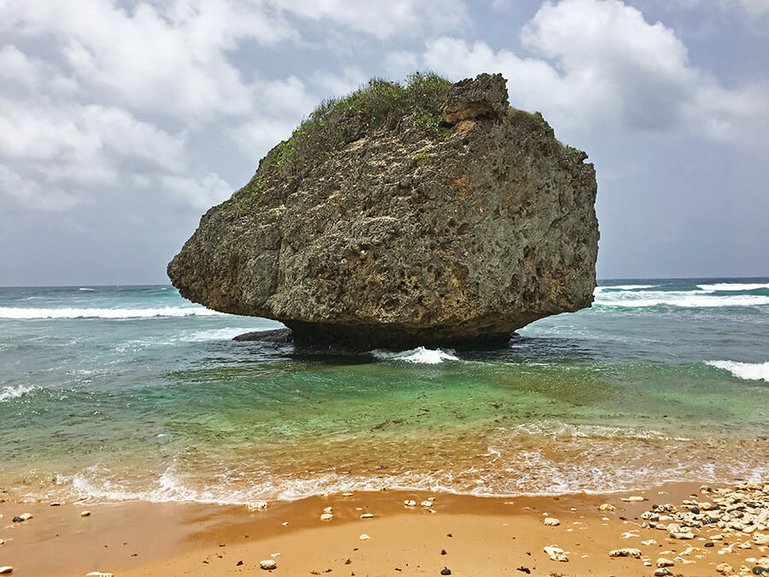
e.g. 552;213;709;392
168;73;599;348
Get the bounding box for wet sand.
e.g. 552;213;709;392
1;483;768;577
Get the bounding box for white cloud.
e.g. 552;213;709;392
273;0;468;39
161;172;234;210
0;0;294;121
423;0;769;147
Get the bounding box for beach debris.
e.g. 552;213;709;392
543;517;560;526
80;510;92;517
359;534;370;540
320;513;333;521
621;495;646;502
440;568;451;575
598;503;616;512
608;548;642;558
0;567;12;575
11;513;32;523
360;513;375;519
247;501;269;511
404;500;417;507
653;569;672;577
420;500;433;508
516;567;531;574
85;573;113;577
50;502;62;506
323;506;333;514
259;559;277;570
656;557;674;567
544;546;568;562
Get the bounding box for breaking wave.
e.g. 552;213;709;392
0;306;225;320
372;347;460;364
706;360;769;382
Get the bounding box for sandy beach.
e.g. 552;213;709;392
2;482;768;577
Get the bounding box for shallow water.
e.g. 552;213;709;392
0;279;767;503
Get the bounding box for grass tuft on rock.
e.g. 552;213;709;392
235;72;453;211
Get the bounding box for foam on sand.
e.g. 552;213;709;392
706;360;769;382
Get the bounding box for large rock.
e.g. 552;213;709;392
168;73;599;348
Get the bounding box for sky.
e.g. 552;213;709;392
0;0;767;286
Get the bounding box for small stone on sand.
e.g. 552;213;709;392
440;568;451;575
359;534;370;540
621;496;646;502
80;510;92;517
420;500;433;508
657;557;675;567
404;500;417;507
598;503;616;511
654;569;672;577
84;573;113;577
320;513;333;521
0;567;12;575
716;563;733;575
544;517;560;526
360;513;375;519
609;548;642;558
259;559;277;570
247;501;269;511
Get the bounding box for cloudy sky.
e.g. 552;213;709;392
0;0;767;285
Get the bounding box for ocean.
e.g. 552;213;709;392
1;279;767;505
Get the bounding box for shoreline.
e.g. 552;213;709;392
2;481;768;577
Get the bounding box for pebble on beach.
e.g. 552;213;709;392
359;534;371;540
656;557;674;567
543;546;568;562
608;548;642;559
653;569;672;577
543;517;560;526
0;567;12;575
320;513;333;521
360;513;375;519
11;513;32;523
621;496;646;502
247;501;269;511
259;559;277;570
598;503;616;512
85;572;114;577
404;500;417;507
80;510;92;517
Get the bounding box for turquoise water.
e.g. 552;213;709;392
0;280;768;503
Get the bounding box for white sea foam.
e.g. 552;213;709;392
0;306;225;319
372;346;460;364
706;360;769;382
0;385;35;402
78;287;96;291
594;290;769;308
595;284;655;292
698;282;769;292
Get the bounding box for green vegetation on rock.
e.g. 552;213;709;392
234;72;452;211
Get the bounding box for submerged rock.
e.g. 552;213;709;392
169;73;599;348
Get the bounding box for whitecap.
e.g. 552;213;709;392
0;306;225;320
0;384;35;402
594;290;769;308
698;282;769;292
78;287;96;291
706;360;769;382
595;284;655;292
372;346;460;364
